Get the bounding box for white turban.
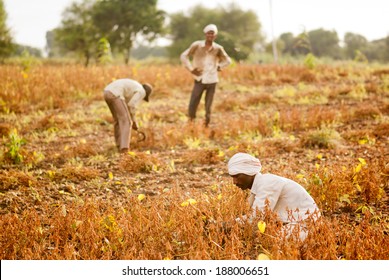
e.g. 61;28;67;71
203;24;218;35
228;153;262;176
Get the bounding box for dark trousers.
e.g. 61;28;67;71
104;91;132;150
188;80;217;125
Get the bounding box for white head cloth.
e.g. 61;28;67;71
203;24;218;35
228;153;262;176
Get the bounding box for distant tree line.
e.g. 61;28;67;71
1;0;388;64
273;29;389;62
0;0;43;60
45;1;262;66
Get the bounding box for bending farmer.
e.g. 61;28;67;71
103;79;152;153
228;152;321;240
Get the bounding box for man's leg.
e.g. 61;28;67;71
115;99;131;151
104;91;120;149
188;81;205;121
104;91;131;151
204;83;217;126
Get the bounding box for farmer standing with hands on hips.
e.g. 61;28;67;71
103;78;152;153
180;24;231;127
228;152;321;240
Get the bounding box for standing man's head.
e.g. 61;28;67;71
142;83;153;102
203;24;218;43
228;153;262;190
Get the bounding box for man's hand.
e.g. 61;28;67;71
191;68;203;76
132;122;138;131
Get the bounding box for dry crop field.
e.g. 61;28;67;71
0;62;388;260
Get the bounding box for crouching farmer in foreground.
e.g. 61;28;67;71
228;152;321;240
103;79;152;153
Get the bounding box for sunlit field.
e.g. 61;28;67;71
0;62;388;260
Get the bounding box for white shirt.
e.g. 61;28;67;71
180;40;231;84
104;79;145;123
250;173;320;223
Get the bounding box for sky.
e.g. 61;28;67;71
3;0;389;51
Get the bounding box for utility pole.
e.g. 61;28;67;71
269;0;278;63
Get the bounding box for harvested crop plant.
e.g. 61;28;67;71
0;63;388;260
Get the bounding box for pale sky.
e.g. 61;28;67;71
4;0;389;51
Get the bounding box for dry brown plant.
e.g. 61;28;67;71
0;62;388;260
119;151;162;173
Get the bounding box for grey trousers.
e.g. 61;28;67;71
188;80;217;125
104;91;132;150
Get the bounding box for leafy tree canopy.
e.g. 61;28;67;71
92;0;165;64
51;0;165;65
344;32;368;59
54;0;97;66
308;28;341;58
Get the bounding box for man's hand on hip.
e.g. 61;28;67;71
191;68;203;76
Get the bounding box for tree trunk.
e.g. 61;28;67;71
84;51;90;67
124;47;131;65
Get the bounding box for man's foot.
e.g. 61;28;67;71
120;148;129;154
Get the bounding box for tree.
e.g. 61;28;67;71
54;0;98;66
308;28;342;59
92;0;165;64
217;31;251;61
14;44;42;58
344;32;368;59
45;30;63;58
0;0;13;60
278;32;295;55
292;31;311;56
277;32;311;57
168;4;263;61
365;37;389;62
217;3;263;59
